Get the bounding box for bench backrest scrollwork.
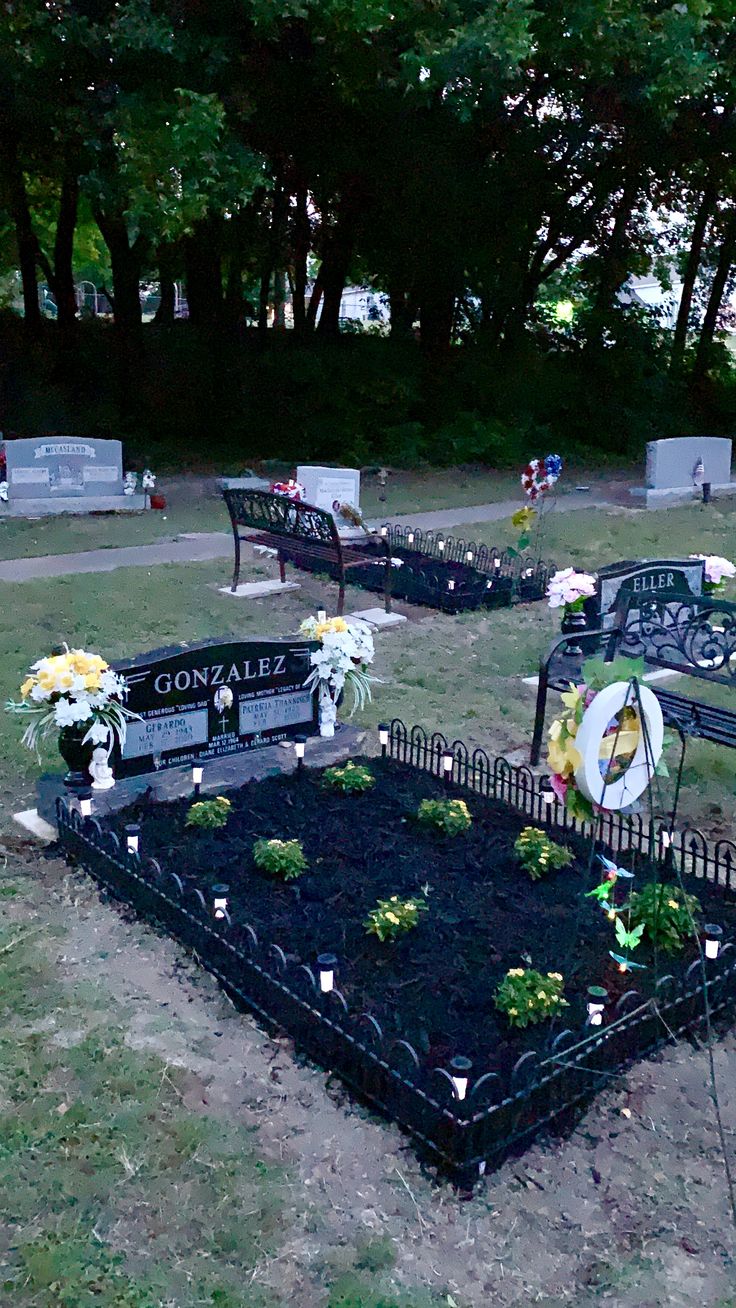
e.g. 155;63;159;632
223;489;341;550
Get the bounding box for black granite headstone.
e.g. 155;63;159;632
112;637;319;778
595;558;704;628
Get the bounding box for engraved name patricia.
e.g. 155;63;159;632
152;654;289;695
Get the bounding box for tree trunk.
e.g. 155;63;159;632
94;209;145;335
292;183;310;335
671;183;717;370
184;218;223;329
273;267;287;330
154;244;176;325
1;135;41;332
388;283;415;338
305;268;324;331
316;193;359;336
418;286;455;354
585;176;638;351
53;171;79;329
693;209;736;382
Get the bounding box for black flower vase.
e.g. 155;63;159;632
560;607;587;656
58;724;92;791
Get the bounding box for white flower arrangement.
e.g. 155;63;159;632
690;553;736;592
546;567;597;612
123;471;138;496
0;481;8;503
141;469;156;491
5;646;138;755
299;615;376;713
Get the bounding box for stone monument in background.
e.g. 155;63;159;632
0;435;145;516
631;435;735;507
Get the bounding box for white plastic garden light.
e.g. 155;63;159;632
79;789;93;819
540;775;554;805
125;823;141;854
407;532;415;546
317;609;327;623
378;722;389;756
587;986;607;1026
448;579;456;592
494;557;501;570
441;749;454;787
704;924;723;960
294;735;307;769
466;550;473;564
438;539;445;553
317;952;337;993
212;884;230;920
192;764;203;796
449;1055;472;1101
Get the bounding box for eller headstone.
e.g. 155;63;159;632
631;436;735;507
1;435;145;516
112;636;319;779
595;557;705;629
297;464;361;535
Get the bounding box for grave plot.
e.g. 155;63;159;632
57;725;736;1187
279;526;555;614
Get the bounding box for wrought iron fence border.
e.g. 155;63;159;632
55;720;736;1185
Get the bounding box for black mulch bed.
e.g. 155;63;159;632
111;758;736;1077
279;539;516;612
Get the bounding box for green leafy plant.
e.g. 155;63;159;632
364;894;428;941
416;797;472;835
514;826;573;880
185;795;231;829
323;760;375;793
582;654;647;691
252;837;307;880
626;882;702;953
494;968;568;1028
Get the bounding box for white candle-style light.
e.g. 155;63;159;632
493;557;501;570
294;734;307;769
213;883;230;920
380;525;388;538
192;764;203;797
441;749;454;787
125;823;141;854
587;986;607;1026
449;1055;472;1101
704;924;723;960
437;539;445;553
317;609;327;623
407;532;415;546
466;550;473;564
448;578;456;592
317;952;337;993
378;722;390;757
79;789;93;819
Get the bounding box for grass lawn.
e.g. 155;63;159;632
2;492;736;1307
0;463;624;560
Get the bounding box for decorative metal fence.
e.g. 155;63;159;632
55;719;736;1187
279;525;555;614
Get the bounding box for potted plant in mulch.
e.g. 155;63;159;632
6;646;137;789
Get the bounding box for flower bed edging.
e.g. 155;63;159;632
55;722;736;1187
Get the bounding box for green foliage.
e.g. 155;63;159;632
626;882;702;953
494;968;568;1029
514;826;573;881
364;894;428;942
416;798;472;836
582;656;647;692
323;760;375;793
252;837;307;880
185;796;231;830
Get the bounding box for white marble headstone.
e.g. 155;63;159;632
297;465;361;531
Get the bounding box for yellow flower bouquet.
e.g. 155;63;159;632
6;645;137;758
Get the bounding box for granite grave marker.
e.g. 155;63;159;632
297;465;361;532
631;436;735;506
595;557;705;628
1;435;145;515
113;637;319;778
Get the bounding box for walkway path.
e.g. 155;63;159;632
0;492;612;583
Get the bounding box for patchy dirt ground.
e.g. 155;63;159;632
4;832;735;1308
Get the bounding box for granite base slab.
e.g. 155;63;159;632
2;494;147;517
38;724;368;826
629;483;736;508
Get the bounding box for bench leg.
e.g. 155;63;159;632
278;551;286;584
383;556;392;613
231;534;241;593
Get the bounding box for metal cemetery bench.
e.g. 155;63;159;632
222;488;392;616
530;592;736;765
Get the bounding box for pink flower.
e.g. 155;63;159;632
690;554;736;586
550;773;568;803
546;567;598;608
